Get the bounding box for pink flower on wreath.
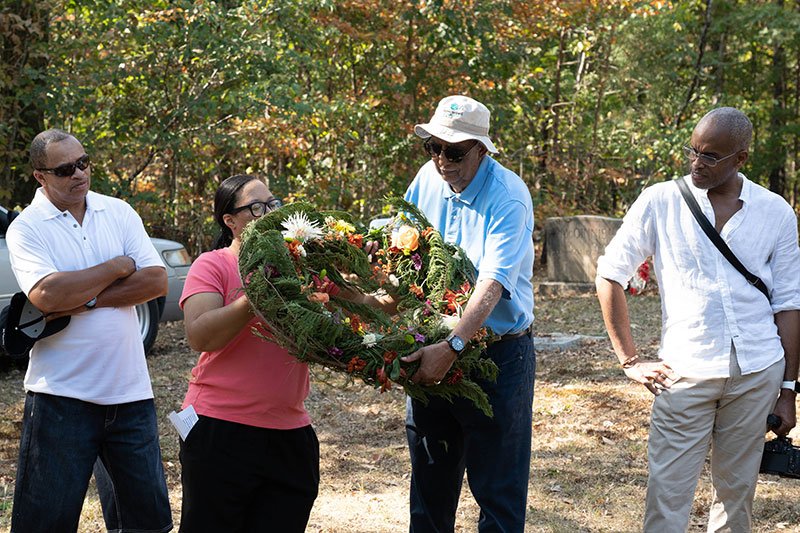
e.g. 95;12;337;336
312;274;340;296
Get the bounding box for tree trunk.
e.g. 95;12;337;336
675;0;713;128
1;1;48;206
767;0;786;196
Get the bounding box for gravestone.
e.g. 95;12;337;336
539;215;622;296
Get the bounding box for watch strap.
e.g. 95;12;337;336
780;380;799;393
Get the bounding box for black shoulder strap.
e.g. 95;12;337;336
675;178;771;302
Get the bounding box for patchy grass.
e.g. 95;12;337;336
0;291;798;532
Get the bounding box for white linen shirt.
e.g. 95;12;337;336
7;189;165;404
597;174;800;379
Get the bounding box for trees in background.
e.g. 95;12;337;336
2;0;800;253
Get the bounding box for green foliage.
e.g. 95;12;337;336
3;1;800;247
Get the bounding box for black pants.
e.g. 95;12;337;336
179;415;319;532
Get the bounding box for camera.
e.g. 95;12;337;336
759;414;800;479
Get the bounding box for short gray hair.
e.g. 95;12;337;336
698;107;753;151
30;129;75;169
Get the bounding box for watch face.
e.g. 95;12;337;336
450;335;465;352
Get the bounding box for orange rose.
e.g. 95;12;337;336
391;225;420;252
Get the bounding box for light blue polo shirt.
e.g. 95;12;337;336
404;156;534;335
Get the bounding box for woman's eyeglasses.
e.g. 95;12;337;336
35;154;91;178
423;139;478;163
230;198;283;217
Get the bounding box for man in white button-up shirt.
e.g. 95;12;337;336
596;107;800;532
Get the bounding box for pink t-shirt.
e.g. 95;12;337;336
179;248;311;429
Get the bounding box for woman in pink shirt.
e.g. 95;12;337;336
178;174;318;532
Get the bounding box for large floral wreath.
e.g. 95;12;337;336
238;199;498;416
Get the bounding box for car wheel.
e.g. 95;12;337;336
136;299;161;355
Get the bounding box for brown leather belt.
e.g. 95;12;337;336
498;325;532;341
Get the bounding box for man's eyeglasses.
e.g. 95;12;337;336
424;139;478;163
230;198;283;217
35;154;91;178
682;146;740;167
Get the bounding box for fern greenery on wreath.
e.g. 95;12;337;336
238;198;498;416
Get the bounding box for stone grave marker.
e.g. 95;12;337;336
539;215;622;296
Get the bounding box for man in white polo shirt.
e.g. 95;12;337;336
596;107;800;532
7;129;172;532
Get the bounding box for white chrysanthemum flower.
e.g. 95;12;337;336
440;314;460;331
361;332;383;347
282;213;324;242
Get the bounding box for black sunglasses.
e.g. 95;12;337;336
423;139;478;163
230;198;283;217
36;154;91;178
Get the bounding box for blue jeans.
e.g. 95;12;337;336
11;392;172;532
406;333;536;533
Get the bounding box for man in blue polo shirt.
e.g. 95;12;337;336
400;95;535;532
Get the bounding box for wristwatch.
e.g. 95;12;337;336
445;333;466;355
85;297;97;310
780;380;799;393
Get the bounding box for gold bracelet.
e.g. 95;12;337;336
621;356;640;369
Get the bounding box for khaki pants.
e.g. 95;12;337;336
644;349;784;533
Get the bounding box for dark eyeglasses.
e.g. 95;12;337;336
35;154;91;178
682;146;740;167
230;198;283;217
423;139;478;163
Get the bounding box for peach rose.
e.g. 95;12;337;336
392;225;420;252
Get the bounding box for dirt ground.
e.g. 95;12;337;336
1;291;799;532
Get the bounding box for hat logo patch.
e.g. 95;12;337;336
443;103;464;119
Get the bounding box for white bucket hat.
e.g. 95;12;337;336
414;95;498;154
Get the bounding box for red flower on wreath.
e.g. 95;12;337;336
383;350;398;365
347;357;367;373
286;240;304;261
312;274;340;296
376;367;392;392
409;284;425;300
443;282;472;313
347;233;364;248
446;368;464;385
